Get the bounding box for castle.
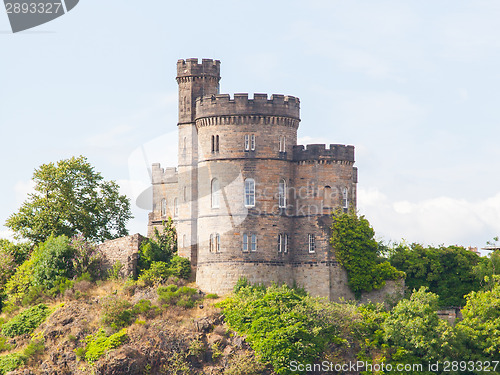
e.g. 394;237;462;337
147;58;384;301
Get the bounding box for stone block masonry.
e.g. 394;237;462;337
98;233;145;278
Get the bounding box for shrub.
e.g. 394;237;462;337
84;328;128;364
138;219;177;273
2;304;50;337
138;261;171;285
224;351;266;375
205;293;219;299
188;339;205;357
0;352;25;375
168;256;191;279
101;297;135;329
32;235;75;290
157;285;198;308
107;261;123;280
4;254;38;306
0;337;11;353
132;299;158;318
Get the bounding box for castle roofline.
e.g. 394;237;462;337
195;93;300;119
293;144;355;162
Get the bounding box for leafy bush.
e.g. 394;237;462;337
32;235;75;290
100;297;135;329
138;261;171;285
224;351;266;375
219;282;361;375
2;304;50;337
138;219;177;273
4;253;39;306
84;328;128;364
158;285;198;308
168;255;191;279
330;211;404;298
107;261;123;280
132;299;158;318
0;352;25;375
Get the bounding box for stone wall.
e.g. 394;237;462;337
98;233;145;278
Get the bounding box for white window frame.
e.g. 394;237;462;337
243;233;249;252
210;233;220;253
342;187;348;211
250;134;256;150
279;135;286;152
278;179;286;208
278;234;283;253
244;135;250;151
211;178;220;208
284;234;289;254
308;234;315;253
244;178;255;207
160;198;167;217
250;234;257;252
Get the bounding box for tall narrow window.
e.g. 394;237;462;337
215;135;220;152
324;186;332;208
278;179;286;208
183;137;187;154
278;234;283;253
308;234;315;253
174;198;179;217
244;178;255;207
161;198;167;217
251;234;257;252
211;135;215;153
279;136;286;152
210;233;220;253
211;178;220;208
243;233;248;252
183;186;187;202
284;234;289;253
182;234;186;248
342;187;348;212
244;135;250;151
250;134;256;150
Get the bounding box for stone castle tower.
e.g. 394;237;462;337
148;58;360;300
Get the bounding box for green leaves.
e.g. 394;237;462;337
5;156;132;244
330;211;404;297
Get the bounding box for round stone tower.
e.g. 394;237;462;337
194;93;301;292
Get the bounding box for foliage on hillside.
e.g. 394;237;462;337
330;211;404;297
388;243;485;306
220;280;500;375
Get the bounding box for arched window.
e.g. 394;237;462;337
160;198;167;217
342;187;348;212
211;178;220;208
244;178;255;207
278;179;286;208
174;198;179;217
324;186;332;208
182;234;186;248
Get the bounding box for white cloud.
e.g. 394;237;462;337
358;187;500;247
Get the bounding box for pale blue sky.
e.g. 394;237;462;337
2;0;500;249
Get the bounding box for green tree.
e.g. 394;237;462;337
5;156;132;244
383;287;456;364
456;278;500;361
330;211;404;298
389;243;481;306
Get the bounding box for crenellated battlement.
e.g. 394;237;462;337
177;58;220;78
195;93;300;120
151;163;178;184
293;144;355;162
